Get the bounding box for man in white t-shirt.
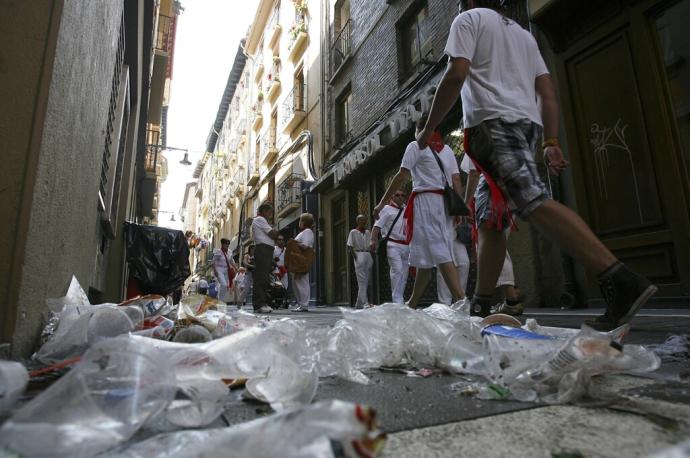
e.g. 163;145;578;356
290;213;315;312
417;0;655;329
251;202;279;314
347;215;373;309
370;190;408;304
212;238;236;303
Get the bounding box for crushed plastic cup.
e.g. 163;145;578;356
107;400;385;458
0;361;29;414
174;325;213;343
0;338;176;457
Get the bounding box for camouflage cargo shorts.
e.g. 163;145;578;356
466;118;550;227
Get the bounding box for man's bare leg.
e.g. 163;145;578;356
527;199;616;273
476;226;507;296
408;268;432;309
438;261;465;302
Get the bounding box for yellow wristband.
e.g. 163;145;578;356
542;138;560;148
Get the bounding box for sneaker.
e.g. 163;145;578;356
291;305;308;312
470;295;492;318
495;300;524;316
585;263;657;331
256;305;273;314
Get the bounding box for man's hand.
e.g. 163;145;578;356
369;239;377;253
416;126;433;149
545;146;568;175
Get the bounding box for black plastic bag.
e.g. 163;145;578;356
125;223;191;295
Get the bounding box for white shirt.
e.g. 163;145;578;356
444;8;549;128
251;215;275;247
212;248;233;271
295;228;314;248
347;229;371;252
460;154;476;174
374;204;406;241
401;142;460;192
198;279;209;289
273;246;286;266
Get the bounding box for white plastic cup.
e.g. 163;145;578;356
0;360;29;412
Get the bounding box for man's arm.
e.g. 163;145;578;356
451;173;464;200
417;58;471;147
374;168;411;219
370;226;381;252
535;74;568;174
465;170;480;204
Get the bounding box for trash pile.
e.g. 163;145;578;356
0;277;664;457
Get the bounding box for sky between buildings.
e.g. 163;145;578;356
158;0;257;230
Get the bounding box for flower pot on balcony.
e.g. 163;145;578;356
288;31;308;63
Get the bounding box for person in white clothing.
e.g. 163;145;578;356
273;235;288;290
347;215;373;309
251;203;279;314
291;213;315;312
212;238;236;303
370;189;409;304
375;116;466;309
436;221;471;305
416;0;655;328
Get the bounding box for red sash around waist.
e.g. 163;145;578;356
402;189;445;244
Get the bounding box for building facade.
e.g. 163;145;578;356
0;0;181;357
192;0;325;299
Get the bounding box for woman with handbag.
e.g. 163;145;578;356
289;213;315;312
374;114;468;309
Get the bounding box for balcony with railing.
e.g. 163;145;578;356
260;129;278;166
331;19;352;78
254;50;265;83
267;6;282;49
281;84;306;134
231;166;245;197
155;15;173;53
247;156;260;187
276;172;305;217
287;7;308;63
266;58;282;103
251;101;264;131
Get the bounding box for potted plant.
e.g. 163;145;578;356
257;91;264;101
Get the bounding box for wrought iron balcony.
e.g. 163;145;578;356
331;20;352;77
267;6;282;48
260;130;278;166
247;156;259;187
231;166;245;197
276;172;305;217
281;84;306;134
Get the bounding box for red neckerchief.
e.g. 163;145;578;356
463;129;517;235
429;132;444;153
388;201;402;209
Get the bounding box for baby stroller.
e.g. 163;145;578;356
268;272;288;309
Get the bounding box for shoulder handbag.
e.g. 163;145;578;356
377;205;404;255
285;239;314;273
429;148;470;217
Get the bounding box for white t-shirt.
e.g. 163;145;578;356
460;154;476;174
295;228;315;248
212;248;233;271
401;142;460;192
251;215;275;247
273;246;285;265
444;8;549;128
347;229;371;251
374;204;406;241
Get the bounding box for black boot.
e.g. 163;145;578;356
585;262;657;331
470;295;493;318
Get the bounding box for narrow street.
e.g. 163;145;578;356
3;0;690;456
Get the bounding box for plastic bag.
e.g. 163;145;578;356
125;223;191;295
106;400;385;458
0;361;29;414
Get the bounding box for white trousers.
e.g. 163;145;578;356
292;272;310;307
216;268;230;303
437;241;470;305
354;252;373;307
387;243;409;304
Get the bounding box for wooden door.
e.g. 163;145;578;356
555;0;690;299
